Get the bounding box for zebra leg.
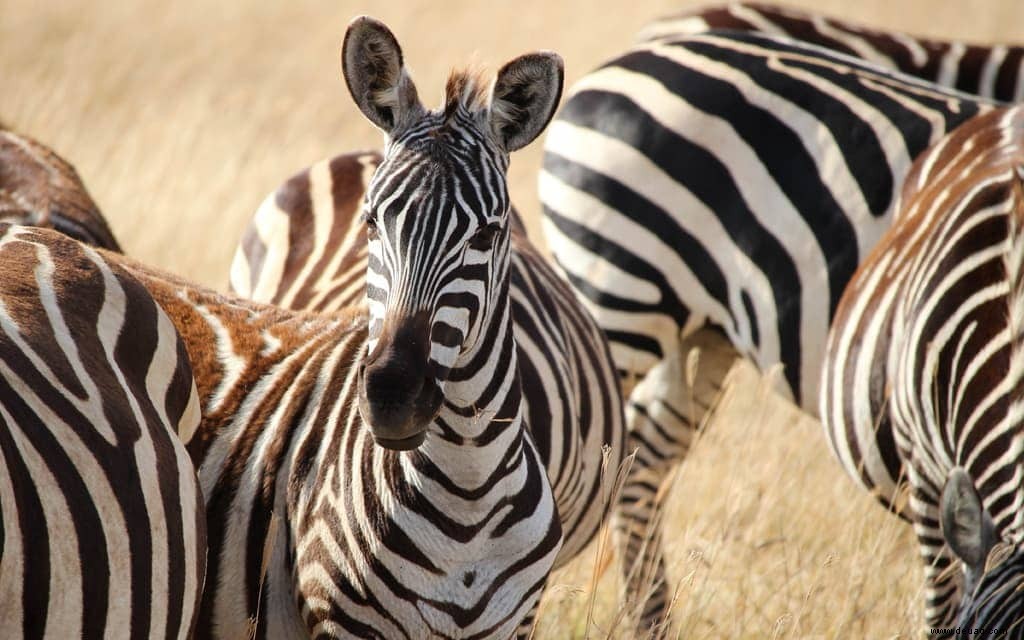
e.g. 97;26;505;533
615;327;737;632
909;481;963;635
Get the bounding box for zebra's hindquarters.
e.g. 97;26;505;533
821;105;1024;631
539;30;989;413
0;224;206;639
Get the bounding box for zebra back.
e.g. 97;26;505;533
540;29;994;412
639;2;1024;102
0;127;122;251
821;105;1024;632
230;151;378;310
0;224;205;638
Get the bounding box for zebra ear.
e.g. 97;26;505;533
342;17;424;134
488;51;564;152
941;467;997;572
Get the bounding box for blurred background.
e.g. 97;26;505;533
4;1;1024;637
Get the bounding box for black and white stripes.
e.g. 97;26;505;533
111;17;623;639
541;30;991;411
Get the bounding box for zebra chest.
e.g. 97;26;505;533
290;444;563;638
293;511;556;638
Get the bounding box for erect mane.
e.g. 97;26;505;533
443;67;490;121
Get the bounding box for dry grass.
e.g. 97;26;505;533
6;1;1024;637
536;363;921;639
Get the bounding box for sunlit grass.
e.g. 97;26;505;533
534;363;922;639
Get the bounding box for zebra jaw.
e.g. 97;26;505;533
372;431;427;450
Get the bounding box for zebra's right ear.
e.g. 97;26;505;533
342;17;424;134
488;51;564;152
941;467;997;572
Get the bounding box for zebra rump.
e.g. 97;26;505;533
0;224;205;638
0;127;122;251
821;105;1024;634
540;29;992;412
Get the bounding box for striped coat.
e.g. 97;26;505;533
0;224;205;639
230;152;629;560
541;30;992;412
14;226;558;639
25;17;620;639
821;105;1024;633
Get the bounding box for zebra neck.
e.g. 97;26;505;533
415;300;530;489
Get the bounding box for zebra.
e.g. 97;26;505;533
638;3;1024;103
538;29;997;529
0;224;206;638
0;125;122;251
44;16;636;639
821;104;1024;635
228;151;679;627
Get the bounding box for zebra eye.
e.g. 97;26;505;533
364;214;379;240
468;222;501;250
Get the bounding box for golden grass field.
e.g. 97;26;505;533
5;1;1024;637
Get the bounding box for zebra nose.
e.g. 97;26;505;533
362;358;424;427
358;314;439;450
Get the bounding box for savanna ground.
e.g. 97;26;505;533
5;1;1024;637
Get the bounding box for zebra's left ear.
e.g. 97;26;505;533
488;52;564;152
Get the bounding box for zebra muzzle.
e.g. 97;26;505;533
357;314;444;450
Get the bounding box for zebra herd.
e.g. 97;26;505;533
3;3;1024;638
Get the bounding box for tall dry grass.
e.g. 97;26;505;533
536;363;921;638
5;1;1024;637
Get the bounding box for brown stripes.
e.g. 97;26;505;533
0;224;203;639
822;105;1024;630
117;250;370;637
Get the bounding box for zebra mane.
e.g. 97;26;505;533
442;67;490;121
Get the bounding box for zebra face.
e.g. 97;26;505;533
356;143;512;450
942;468;1024;634
341;17;563;450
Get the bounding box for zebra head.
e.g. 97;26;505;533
342;17;563;450
941;467;1024;634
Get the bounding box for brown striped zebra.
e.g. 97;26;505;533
0;224;205;638
0;126;121;251
639;2;1024;102
821;105;1024;635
